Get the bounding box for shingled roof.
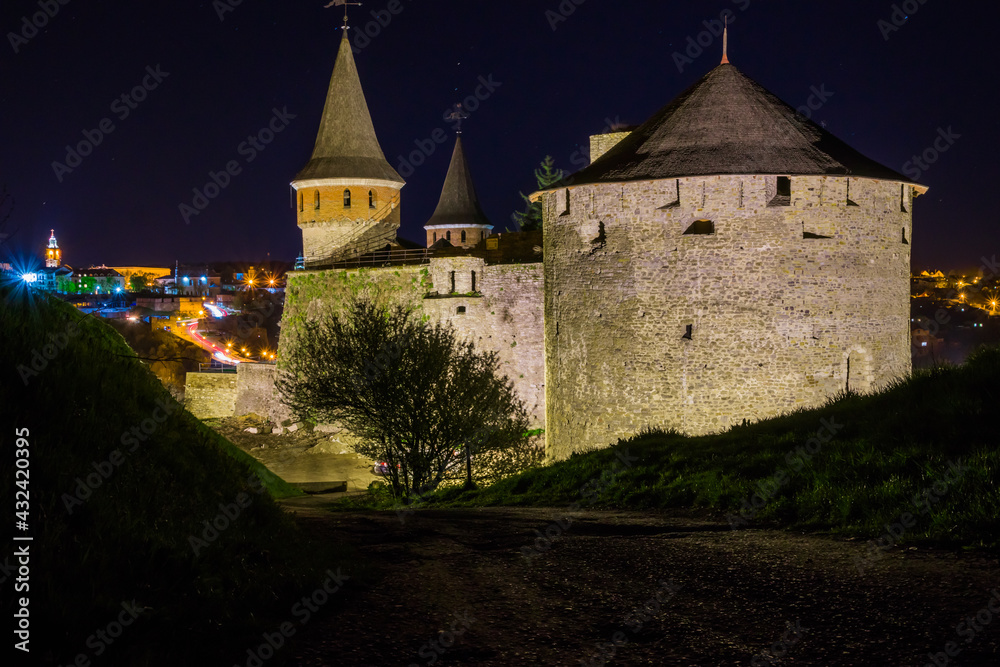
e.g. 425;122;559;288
294;31;404;185
562;63;917;188
424;136;493;229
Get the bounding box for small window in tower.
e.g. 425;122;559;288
559;189;571;216
369;190;376;209
343;189;351;207
433;232;437;242
900;185;908;213
902;227;909;245
314;191;320;210
768;177;791;206
682;220;715;235
461;231;467;243
471;270;477;292
299;192;304;212
449;271;456;293
682;324;693;340
446;231;452;242
456;306;466;314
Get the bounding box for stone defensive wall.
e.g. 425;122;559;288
279;244;545;427
541;174;914;458
184;364;291;423
233;363;293;424
184;371;238;419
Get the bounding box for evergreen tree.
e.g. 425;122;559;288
512;156;564;232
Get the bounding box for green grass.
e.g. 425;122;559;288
348;346;1000;550
0;289;357;665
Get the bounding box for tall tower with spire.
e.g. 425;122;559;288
291;30;405;265
423;136;493;248
45;230;61;268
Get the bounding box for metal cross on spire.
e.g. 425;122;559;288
324;0;362;31
445;103;470;134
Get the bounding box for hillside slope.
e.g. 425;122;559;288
431;347;1000;549
0;289;344;665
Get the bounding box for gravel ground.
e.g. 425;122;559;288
273;502;999;667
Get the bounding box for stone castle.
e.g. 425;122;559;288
277;30;926;459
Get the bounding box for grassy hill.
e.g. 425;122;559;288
0;288;350;665
105;318;210;400
422;347;1000;549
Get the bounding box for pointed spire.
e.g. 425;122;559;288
720;17;730;64
425;136;492;230
294;31;404;184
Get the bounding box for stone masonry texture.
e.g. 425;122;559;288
279;259;545;428
184;372;238;419
542;175;912;458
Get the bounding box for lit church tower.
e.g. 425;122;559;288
45;230;61;268
424;135;493;248
291;29;405;266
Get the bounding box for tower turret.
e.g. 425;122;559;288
423;135;493;248
537;59;927;458
45;229;61;268
292;30;405;266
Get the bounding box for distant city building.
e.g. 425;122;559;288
72;266;126;294
45;230;61;268
33;266;74;292
163;265;221;297
107;266;170;291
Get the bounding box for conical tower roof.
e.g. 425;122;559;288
564;63;917;188
425;136;492;229
294;31;404;185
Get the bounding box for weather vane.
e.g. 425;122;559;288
445;103;470;134
324;0;362;30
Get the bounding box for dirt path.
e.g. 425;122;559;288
276;502;999;666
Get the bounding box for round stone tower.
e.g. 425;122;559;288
538;58;926;459
423;135;493;249
292;30;405;266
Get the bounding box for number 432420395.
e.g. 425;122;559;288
15;427;29;523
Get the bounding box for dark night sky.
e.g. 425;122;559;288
0;0;994;271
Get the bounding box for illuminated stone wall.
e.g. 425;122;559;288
541;175;913;458
184;372;237;419
279;259;545;426
234;363;293;424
